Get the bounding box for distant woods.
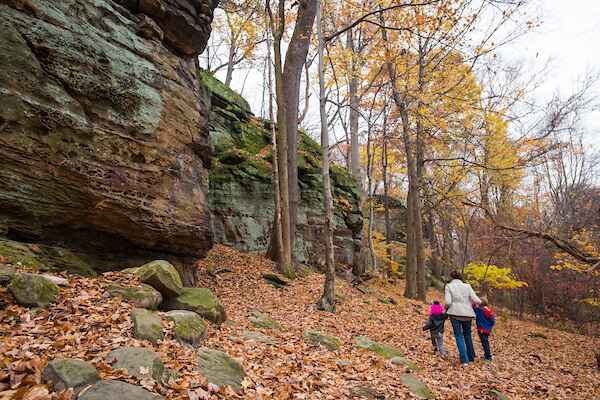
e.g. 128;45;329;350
201;0;600;324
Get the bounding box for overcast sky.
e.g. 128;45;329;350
218;0;600;144
516;0;600;142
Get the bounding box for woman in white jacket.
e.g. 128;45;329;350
445;270;482;365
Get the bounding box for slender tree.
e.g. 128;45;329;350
316;0;336;312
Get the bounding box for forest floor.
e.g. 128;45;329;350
1;245;599;399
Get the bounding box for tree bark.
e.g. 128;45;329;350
347;28;361;192
266;0;293;275
415;43;427;301
282;0;318;262
316;0;335;312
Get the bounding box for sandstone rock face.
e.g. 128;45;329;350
201;71;364;269
0;0;217;284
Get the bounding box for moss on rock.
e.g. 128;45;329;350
164;288;226;324
43;358;100;394
400;374;435;399
131;308;164;344
134;260;183;298
248;310;282;330
165;310;207;347
303;330;341;351
8;273;59;307
355;336;418;371
197;349;245;392
108;284;162;310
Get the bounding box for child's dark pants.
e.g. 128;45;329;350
478;331;492;360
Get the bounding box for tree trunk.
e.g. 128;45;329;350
266;21;284;271
415;45;427;301
347;28;361;192
282;0;318;262
382;124;392;272
316;0;335;312
266;0;293;276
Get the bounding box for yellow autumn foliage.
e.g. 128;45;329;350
464;262;528;290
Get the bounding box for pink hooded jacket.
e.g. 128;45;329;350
430;302;445;316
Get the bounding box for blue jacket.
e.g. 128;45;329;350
474;306;495;334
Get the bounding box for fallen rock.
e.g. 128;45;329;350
303;330;341;351
355;336;418;370
241;330;278;345
164;288;226;324
78;380;163;400
400;374;434;399
248;310;282;330
8;273;59;307
165;310;207;347
0;265;15;285
108;284;163;310
262;273;290;288
197;349;245;392
42;358;99;394
351;385;383;399
106;347;164;381
131;308;164;344
40;274;69;286
135;261;183;298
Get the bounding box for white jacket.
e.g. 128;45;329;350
445;279;481;318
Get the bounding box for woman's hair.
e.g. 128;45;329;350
450;270;463;280
479;297;488;307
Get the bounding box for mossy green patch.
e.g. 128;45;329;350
355;336;418;370
249;310;283;330
107;284;162;310
131;308;164;344
400;374;435;399
303;330;342;351
8;273;59;307
0;240;43;269
165;310;207;347
197;349;245;392
198;69;251;117
165;288;226;324
134;260;183;298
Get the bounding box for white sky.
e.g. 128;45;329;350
214;0;600;145
514;0;600;142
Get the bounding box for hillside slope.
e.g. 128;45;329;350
1;246;598;399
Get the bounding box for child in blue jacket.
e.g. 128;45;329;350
474;298;496;361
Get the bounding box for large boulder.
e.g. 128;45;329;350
108;284;162;310
133;260;183;298
78;380;163;400
42;358;100;394
197;349;245;392
131;308;164;344
164;288;226;324
8;273;59;307
0;0;217;284
106;347;164;381
165;310;207;347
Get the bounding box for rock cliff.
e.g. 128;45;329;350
201;71;363;268
0;0;217;283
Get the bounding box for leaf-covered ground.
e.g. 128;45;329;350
1;245;599;399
